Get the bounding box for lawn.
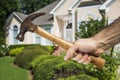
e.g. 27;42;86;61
0;56;30;80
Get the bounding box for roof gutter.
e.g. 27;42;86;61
68;0;81;12
13;12;23;22
99;0;115;10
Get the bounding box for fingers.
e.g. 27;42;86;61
64;45;78;60
65;52;91;65
78;54;91;65
73;54;91;65
64;45;91;65
72;54;82;61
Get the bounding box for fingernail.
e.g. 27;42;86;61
72;58;77;61
78;59;84;63
83;62;88;65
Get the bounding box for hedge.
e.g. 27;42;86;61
9;47;24;56
14;45;50;69
9;44;54;54
31;55;56;68
32;55;93;80
58;75;98;80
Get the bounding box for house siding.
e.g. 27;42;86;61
77;5;102;22
6;17;21;46
106;0;120;20
55;0;75;15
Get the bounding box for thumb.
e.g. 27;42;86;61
64;45;77;60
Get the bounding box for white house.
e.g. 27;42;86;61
5;1;60;46
5;0;120;46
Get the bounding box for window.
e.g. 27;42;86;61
35;33;41;44
44;27;51;44
13;25;18;44
66;23;72;29
64;22;72;42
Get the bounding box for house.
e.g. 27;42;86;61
5;0;120;46
5;0;60;46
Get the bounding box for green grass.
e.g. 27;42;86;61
0;56;29;80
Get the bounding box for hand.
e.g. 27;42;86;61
64;38;104;65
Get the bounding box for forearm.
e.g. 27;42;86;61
93;17;120;50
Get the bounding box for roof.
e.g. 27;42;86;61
31;0;60;25
50;0;65;14
13;12;27;21
4;12;27;27
79;0;106;7
5;0;60;27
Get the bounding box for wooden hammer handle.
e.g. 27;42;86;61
35;26;105;68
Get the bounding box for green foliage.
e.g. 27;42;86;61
32;55;93;80
0;0;18;50
58;74;98;80
9;44;53;53
18;0;56;13
31;55;56;68
9;47;24;56
0;45;9;57
83;50;120;80
76;17;108;38
14;45;50;69
9;44;41;50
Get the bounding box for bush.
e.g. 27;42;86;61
14;46;50;69
9;44;40;50
33;55;89;80
9;44;53;54
58;75;98;80
31;55;56;68
9;47;24;56
0;45;9;57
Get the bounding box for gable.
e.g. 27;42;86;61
51;0;76;15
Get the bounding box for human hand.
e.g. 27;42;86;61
64;38;104;65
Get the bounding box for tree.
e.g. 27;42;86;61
0;0;18;56
76;14;107;39
18;0;56;13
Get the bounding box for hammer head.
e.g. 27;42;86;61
16;13;45;41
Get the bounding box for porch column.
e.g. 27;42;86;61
72;10;77;42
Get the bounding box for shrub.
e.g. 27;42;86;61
31;55;56;68
9;47;24;56
58;74;98;80
33;56;89;80
9;44;40;50
9;44;53;54
14;46;49;69
0;45;9;57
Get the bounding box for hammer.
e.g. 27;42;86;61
16;13;105;68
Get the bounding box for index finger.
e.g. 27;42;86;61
64;45;78;60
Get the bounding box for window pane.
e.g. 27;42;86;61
44;27;51;44
13;25;18;44
36;37;41;44
35;34;41;44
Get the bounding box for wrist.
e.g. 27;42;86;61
91;37;105;55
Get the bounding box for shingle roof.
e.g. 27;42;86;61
31;0;60;25
4;12;27;27
8;0;60;26
14;12;27;21
79;0;107;7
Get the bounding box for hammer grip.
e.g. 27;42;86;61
35;26;105;68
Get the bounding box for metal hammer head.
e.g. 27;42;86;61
16;13;45;41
